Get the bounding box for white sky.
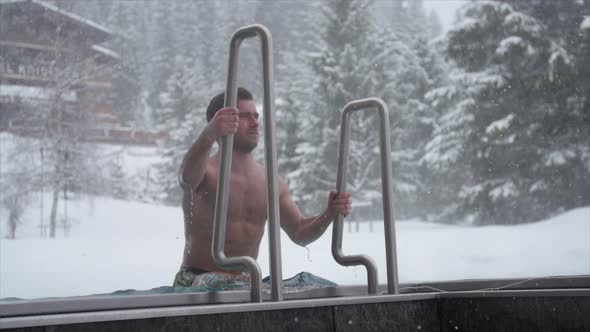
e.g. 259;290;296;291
423;0;467;31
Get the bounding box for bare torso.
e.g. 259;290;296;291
181;155;268;274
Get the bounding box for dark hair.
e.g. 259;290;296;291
206;87;253;122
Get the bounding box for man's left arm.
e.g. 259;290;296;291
278;178;351;247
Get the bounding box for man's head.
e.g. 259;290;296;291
206;87;259;153
206;87;254;122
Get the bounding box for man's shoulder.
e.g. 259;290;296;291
253;161;277;179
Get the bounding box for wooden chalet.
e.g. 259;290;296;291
0;0;162;146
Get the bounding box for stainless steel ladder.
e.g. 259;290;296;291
332;97;400;295
212;24;282;303
213;25;399;302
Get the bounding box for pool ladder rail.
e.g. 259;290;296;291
213;24;400;303
212;24;282;303
333;98;399;295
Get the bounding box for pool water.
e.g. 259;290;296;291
107;272;337;296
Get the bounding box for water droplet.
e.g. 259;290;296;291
454;326;459;330
417;324;422;330
304;246;312;262
294;317;299;323
347;320;353;325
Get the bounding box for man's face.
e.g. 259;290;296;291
233;99;259;153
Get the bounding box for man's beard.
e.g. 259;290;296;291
233;137;258;153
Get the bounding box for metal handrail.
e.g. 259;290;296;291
212;24;283;302
332;97;399;295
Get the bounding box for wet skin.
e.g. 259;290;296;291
179;99;352;278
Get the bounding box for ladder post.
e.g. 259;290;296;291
332;97;399;295
212;24;283;303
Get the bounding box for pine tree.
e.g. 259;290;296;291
152;1;234;204
421;65;476;222
275;52;319;192
156;57;208;204
290;0;449;219
504;0;590;216
434;1;590;224
108;154;128;200
0;136;35;239
391;35;447;219
290;0;384;215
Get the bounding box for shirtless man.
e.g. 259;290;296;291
173;87;352;287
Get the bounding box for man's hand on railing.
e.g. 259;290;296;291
204;106;239;140
327;191;352;218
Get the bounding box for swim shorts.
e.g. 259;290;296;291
172;266;249;290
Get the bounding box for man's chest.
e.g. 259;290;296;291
203;171;268;221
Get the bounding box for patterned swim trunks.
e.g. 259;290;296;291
173;267;250;290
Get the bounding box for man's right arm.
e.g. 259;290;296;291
178;106;240;190
178;129;216;190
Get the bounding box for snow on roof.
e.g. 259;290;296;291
91;45;120;60
0;84;77;101
1;0;114;37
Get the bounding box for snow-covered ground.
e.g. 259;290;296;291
1;195;588;300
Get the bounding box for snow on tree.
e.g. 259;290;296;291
421;65;476;223
431;1;590;224
289;0;385;215
1;134;36;238
252;0;323;192
290;0;447;219
155;56;213;204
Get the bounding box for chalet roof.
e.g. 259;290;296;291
91;45;120;60
0;0;114;42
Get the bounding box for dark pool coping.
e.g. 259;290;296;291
1;275;589;329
